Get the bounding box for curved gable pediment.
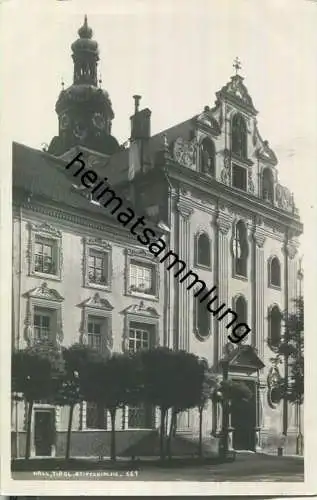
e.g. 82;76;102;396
78;292;113;311
24;282;64;302
122;300;159;318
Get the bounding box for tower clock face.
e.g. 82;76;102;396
92;112;106;130
60;113;69;130
73;121;87;140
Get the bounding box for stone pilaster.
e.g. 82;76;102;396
252;228;266;359
215;212;232;362
282;239;298;435
176;201;193;351
287;242;298;313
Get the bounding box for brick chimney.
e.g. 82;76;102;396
130;95;151;140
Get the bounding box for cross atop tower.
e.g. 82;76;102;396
233;57;242;75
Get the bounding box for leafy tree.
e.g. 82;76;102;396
270;296;304;404
270;295;304;443
284;296;304;405
12;343;64;459
215;379;253;405
80;352;136;461
54;343;105;460
137;347;204;460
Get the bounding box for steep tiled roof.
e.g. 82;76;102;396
12;142;161;235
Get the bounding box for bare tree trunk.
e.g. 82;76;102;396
198;406;203;457
65;404;74;460
25;400;34;460
110;409;116;461
167;408;177;460
160;407;166;461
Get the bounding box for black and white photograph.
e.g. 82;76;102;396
1;0;316;495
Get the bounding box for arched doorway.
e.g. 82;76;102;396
230;379;256;451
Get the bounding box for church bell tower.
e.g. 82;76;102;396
48;16;120;157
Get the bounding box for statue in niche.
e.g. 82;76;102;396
200;138;215;177
220;149;231;185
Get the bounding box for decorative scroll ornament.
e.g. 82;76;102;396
253;230;266;248
79;293;113;311
220;149;231;185
216;214;232;235
173;137;197;169
284;241;298;260
122;301;160;318
176;202;194;220
26;282;64;302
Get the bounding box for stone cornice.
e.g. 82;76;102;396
13;198;153;247
165;165;302;236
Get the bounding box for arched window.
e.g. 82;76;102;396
194;296;210;340
235;295;248;324
232;295;249;344
231;114;247;158
268;257;281;288
262;168;274;203
268;305;282;348
233;220;248;278
196;232;211;267
200;138;215;176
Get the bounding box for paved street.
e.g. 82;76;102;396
12;453;303;482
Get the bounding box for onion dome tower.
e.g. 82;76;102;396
48;15;120;156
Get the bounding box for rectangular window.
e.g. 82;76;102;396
232;164;247;191
86;402;107;429
88;249;109;285
34;237;57;275
127;322;153;429
128;324;150;352
129;260;155;295
33;307;53;342
87;315;106;351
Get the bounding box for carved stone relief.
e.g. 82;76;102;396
173;137;198;170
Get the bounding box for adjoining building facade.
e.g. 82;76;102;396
12;17;303;458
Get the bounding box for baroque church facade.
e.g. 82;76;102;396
12;17;303;458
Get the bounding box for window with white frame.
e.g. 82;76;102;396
24;282;64;346
83;238;112;290
88;249;109;286
28;223;62;280
34;237;57;275
87;315;107;351
33;307;55;343
128;323;151;352
129;260;156;296
127;321;154;428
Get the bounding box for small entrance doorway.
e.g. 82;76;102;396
231;380;256;451
34;409;55;456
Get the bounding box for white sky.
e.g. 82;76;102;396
1;0;317;219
